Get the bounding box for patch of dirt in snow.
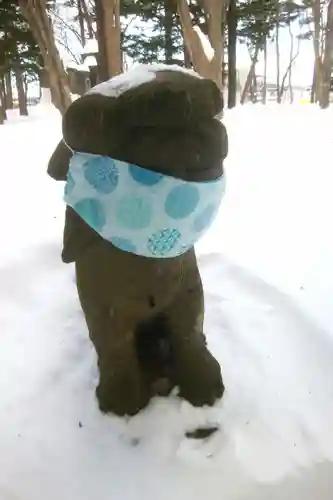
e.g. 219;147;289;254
1;105;333;500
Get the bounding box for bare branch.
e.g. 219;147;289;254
279;28;301;101
80;0;95;38
51;9;83;45
56;37;81;64
176;0;227;88
122;15;136;36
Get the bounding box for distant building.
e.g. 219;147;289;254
66;39;134;95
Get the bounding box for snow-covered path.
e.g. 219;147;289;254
1;105;333;500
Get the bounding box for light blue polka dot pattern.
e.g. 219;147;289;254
84;156;119;194
74;198;106;232
165;184;200;220
65;171;75;196
193;203;218;232
116;194;152;230
129;164;163;186
64;152;226;259
110;237;137;254
148;228;181;257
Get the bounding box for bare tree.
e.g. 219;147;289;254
95;0;122;81
240;42;260;104
275;3;281;103
251;70;258;102
76;0;95;45
279;26;301;103
77;0;86;46
262;34;267;104
310;0;333;107
312;0;323;102
277;15;303;104
52;8;82;45
319;0;333;108
81;0;95;39
176;0;228;89
288;24;294;102
228;0;237;108
19;0;72;115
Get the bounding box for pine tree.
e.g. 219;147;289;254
122;0;184;65
0;1;41;117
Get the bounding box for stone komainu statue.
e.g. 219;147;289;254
47;64;229;416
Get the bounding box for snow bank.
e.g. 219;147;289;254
0;104;333;500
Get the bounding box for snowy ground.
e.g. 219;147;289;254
1;103;333;500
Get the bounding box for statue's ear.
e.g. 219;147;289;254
115;72;224;128
62;94;120;155
47;139;72;181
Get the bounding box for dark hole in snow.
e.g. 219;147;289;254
185;426;219;440
130;437;141;447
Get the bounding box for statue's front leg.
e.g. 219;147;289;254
166;262;224;407
76;283;151;416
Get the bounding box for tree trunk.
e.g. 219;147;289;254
279;23;301;103
164;0;174;63
40;67;49;88
263;34;267;104
5;72;13;109
311;61;316;103
288;25;294;103
227;0;237;108
275;14;281;103
203;0;225;88
23;75;28;100
312;0;323;103
177;0;227;88
320;1;325;56
251;71;257;103
0;75;7;123
240;44;260;104
81;0;95;39
95;0;122;82
314;56;323;103
319;0;333;108
15;66;28;116
77;0;86;47
184;44;192;68
95;0;108;81
18;0;72;115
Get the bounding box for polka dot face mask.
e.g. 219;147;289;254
64;152;226;259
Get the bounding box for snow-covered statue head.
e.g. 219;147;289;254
48;63;228;422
